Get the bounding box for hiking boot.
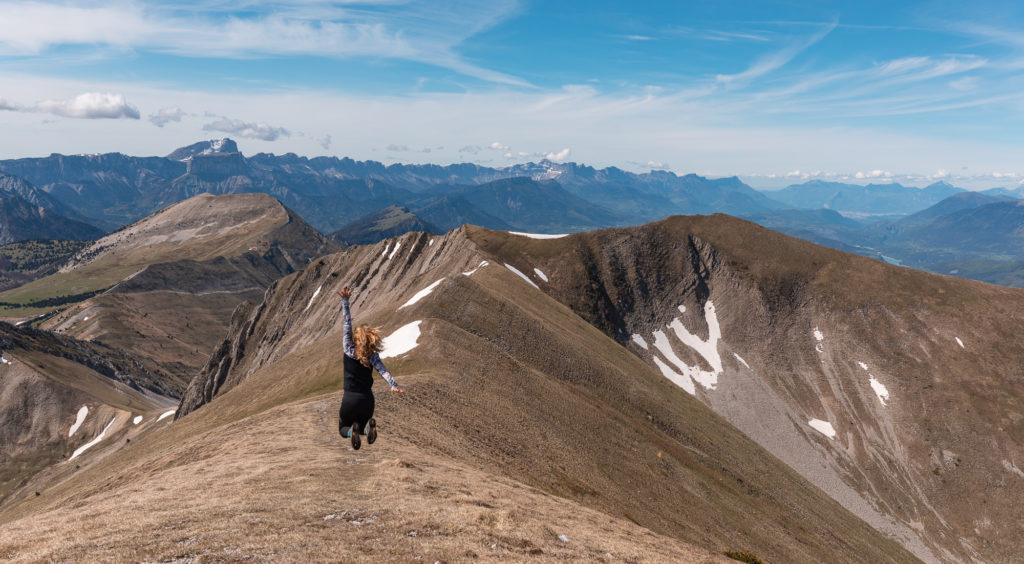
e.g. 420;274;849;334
367;418;378;444
350;423;361;450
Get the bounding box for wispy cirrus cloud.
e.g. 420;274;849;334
716;20;837;87
0;0;528;86
0;92;139;119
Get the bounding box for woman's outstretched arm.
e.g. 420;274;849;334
371;354;404;393
337;286;355;358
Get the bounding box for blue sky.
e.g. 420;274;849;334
2;0;1024;188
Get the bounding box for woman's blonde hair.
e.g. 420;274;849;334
353;325;383;367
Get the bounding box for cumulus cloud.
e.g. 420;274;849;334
540;148;571;162
489;141;509;151
203;117;289;141
149;106;186;127
854;169;893;180
0;92;139;119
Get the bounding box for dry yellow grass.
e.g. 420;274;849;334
0;392;729;563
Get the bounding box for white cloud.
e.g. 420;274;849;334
149;106;186;127
386;144;409;151
0;92;140;119
489;141;509;151
541;148;571;162
459;145;482;153
316;134;332;150
716;21;837;87
203;117;290;141
854;169;893;180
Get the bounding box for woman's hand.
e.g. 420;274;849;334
390;386;405;394
337;286;352;299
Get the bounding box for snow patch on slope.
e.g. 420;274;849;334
133;415;143;425
400;278;444;309
507;231;569;239
157;409;176;422
956;337;965;349
388;242;402;260
69;406;89;437
631;334;649;350
533;268;548;282
304;285;322;311
808;419;836;439
652;355;696;395
733;353;750;369
1003;460;1024;479
381;321;423;359
869;377;890;406
639;301;724;393
504;264;539;289
463;260;489;276
70;417;116;460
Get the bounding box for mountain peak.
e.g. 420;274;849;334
165;138;240;161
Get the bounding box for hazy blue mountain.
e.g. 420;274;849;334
330;205;442;246
764;179;964;216
406;194;513;232
421;177;628;232
982;186;1024;199
0;192;104;244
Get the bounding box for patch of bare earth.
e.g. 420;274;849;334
0;394;728;563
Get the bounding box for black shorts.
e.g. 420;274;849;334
339;390;375;435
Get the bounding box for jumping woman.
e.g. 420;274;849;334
336;286;404;450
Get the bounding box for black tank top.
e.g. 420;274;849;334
343;354;375;393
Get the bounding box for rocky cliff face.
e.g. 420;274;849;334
180;215;1024;563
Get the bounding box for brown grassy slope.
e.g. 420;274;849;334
0;352;729;563
166;228;915;563
466;215;1024;563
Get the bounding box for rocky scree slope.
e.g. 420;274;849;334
176;226;915;563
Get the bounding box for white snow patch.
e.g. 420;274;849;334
388;242;402;260
646;302;724;391
507;231;568;239
69;417;116;460
631;334;649;350
808;419;836;439
652;355;696;395
304;285;322;311
133;415;143;425
69;406;89;437
677;305;686;313
813;327;824;341
1003;460;1024;479
157;409;176;422
83;316;89;321
533;268;548;282
399;278;444;309
858;361;869;371
463;260;489;276
0;356;10;365
381;242;390;257
381;320;423;359
428;238;434;246
504;264;539;289
956;337;965;349
869;377;890;406
733;353;750;369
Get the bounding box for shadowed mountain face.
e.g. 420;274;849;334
330;205;442;246
0;193;103;245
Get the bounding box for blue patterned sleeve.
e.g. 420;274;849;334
371;353;398;388
342;297;355;358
